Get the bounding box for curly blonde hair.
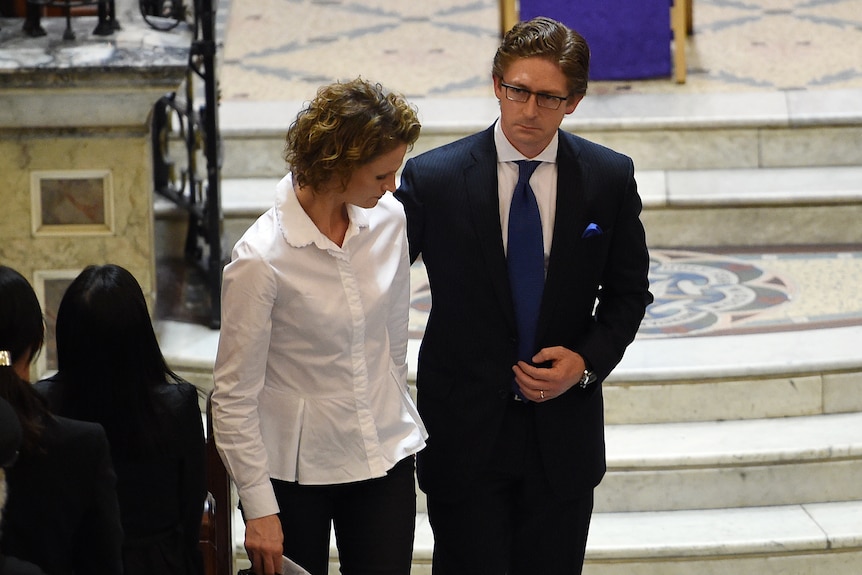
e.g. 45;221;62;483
284;78;421;193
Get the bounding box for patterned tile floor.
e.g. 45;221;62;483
217;0;862;101
405;246;862;340
156;0;862;339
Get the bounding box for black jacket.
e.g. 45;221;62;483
35;377;206;575
1;414;123;574
395;126;653;500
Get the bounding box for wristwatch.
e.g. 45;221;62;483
578;368;597;389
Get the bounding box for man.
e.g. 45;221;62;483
395;16;653;575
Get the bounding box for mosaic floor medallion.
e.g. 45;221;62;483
408;248;862;340
640;249;793;338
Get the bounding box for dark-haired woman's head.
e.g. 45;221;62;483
0;265;44;375
55;264;165;381
54;264;177;453
0;265;50;453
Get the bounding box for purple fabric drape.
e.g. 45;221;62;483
519;0;672;80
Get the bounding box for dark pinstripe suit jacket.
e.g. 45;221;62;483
395;125;653;500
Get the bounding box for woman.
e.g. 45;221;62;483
211;77;427;575
1;395;47;575
35;264;206;575
0;265;123;575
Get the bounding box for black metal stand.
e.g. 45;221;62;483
24;0;119;39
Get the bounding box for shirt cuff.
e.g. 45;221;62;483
238;480;280;520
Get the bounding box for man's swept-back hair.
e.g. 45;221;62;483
284;77;421;193
492;16;590;96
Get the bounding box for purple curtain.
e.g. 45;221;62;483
519;0;672;80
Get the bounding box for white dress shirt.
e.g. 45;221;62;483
494;119;559;274
212;173;427;520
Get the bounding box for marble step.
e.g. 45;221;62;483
219;411;862;521
212;409;862;520
154;163;862;259
158;319;862;428
229;501;862;575
160;320;862;572
583;500;862;575
599;411;862;512
605;324;862;425
217;90;862;180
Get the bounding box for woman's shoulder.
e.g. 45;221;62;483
49;414;106;441
35;414;111;465
0;556;49;575
153;380;203;430
153;379;199;409
31;374;66;411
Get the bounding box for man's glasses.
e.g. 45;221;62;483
500;82;568;110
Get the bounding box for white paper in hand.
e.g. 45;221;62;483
281;555;311;575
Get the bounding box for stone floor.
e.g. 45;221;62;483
217;0;862;102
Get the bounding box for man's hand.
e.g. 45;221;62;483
245;514;284;575
513;346;586;402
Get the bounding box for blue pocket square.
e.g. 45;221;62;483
582;223;603;238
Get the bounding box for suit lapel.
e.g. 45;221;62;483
538;132;587;339
463;127;518;331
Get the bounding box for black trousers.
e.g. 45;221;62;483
426;400;594;575
270;456;417;575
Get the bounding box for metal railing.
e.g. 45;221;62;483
149;0;224;329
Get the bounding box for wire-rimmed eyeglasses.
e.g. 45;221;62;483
500;82;568;110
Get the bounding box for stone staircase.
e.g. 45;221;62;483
154;87;862;574
156;89;862;252
588;323;862;574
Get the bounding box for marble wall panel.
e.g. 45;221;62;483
0;133;156;334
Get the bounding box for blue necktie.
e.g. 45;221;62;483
508;160;543;398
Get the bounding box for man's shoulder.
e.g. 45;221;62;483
410;127;493;165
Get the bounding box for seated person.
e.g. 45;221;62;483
1;395;45;575
0;265;123;575
36;264;206;575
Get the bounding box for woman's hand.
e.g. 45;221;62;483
244;514;284;575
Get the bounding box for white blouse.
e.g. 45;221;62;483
211;174;427;520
